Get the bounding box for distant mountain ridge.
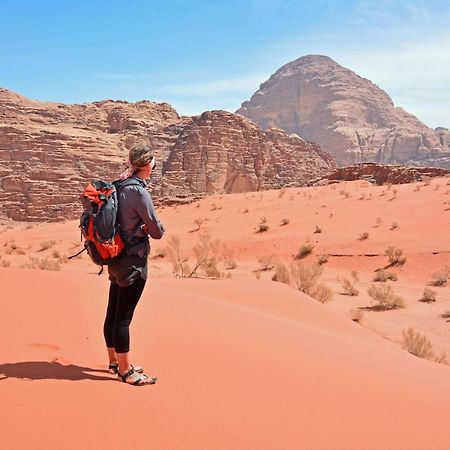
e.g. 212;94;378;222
237;55;450;167
0;87;334;221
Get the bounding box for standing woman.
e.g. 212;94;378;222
104;143;165;386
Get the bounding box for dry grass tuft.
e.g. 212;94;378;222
295;243;314;259
373;269;398;282
314;225;322;234
367;284;405;310
21;256;61;271
431;267;450;286
38;240;56;252
390;222;398;230
317;254;329;265
358;232;369;241
280;218;290;226
258;256;275;271
385;246;406;266
402;328;447;363
350;309;364;322
338;271;359;296
419;287;437;303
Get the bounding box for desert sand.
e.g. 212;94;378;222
1;177;450;449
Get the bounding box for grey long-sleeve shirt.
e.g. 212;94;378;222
117;176;165;255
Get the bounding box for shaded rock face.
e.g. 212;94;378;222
0;89;335;221
327;163;450;185
237;55;450;167
0;88;181;221
158;111;335;196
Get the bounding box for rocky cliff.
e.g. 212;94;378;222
237;55;450;167
159;111;335;196
0;88;335;221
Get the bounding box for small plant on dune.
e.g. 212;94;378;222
391;188;398;200
373;269;398;282
193;217;205;231
295;243;314;259
290;262;323;294
359;193;366;200
384;246;406;266
21;256;61;271
278;188;287;198
1;259;11;268
374;217;382;227
312;284;333;304
190;231;223;278
258;255;275;271
38;240;56;252
358;232;369;241
52;250;61;259
256;217;269;233
419;287;437;303
367;284;405;310
350;308;364;322
280;218;290;226
390;222;398;230
314;225;322;234
243;208;249;213
317;254;329;265
430;267;450;287
150;248;166;260
272;261;291;284
222;246;237;270
402;328;446;363
165;235;190;277
338;271;359;296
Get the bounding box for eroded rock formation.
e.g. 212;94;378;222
237;55;450;167
327;163;450;185
0;88;335;221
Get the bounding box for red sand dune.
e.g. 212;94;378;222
1;268;449;450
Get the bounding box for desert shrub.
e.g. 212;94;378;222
258;256;275;271
22;256;60;271
314;225;322;234
290;262;323;294
431;267;450;286
422;176;432;186
402;328;434;360
190;232;223;278
312;284;333;303
390;222;398;230
367;284;405;310
373;269;398;282
222;246;237;269
272;262;291;284
193;217;205;231
257;223;269;233
165;235;190;277
338;271;359;296
350;308;364;322
1;259;11;268
295;243;314;259
280;218;290;226
385;246;406;266
52;250;61;259
243;208;249;213
38;240;56;252
317;254;329;265
278;188;287;198
358;232;369;241
419;287;437;303
374;217;382;227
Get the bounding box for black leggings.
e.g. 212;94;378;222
103;278;146;353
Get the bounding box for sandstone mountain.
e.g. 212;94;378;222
0;88;335;221
237;55;450;167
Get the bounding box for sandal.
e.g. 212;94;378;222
118;367;157;386
108;363;144;375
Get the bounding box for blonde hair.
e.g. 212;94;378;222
129;143;154;168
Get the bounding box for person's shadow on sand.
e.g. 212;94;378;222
0;361;113;382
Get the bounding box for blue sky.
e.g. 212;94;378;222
1;0;449;128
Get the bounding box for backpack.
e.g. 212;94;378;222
69;178;140;269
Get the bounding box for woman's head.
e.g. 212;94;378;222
121;143;156;180
129;143;155;169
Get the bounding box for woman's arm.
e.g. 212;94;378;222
133;187;165;239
